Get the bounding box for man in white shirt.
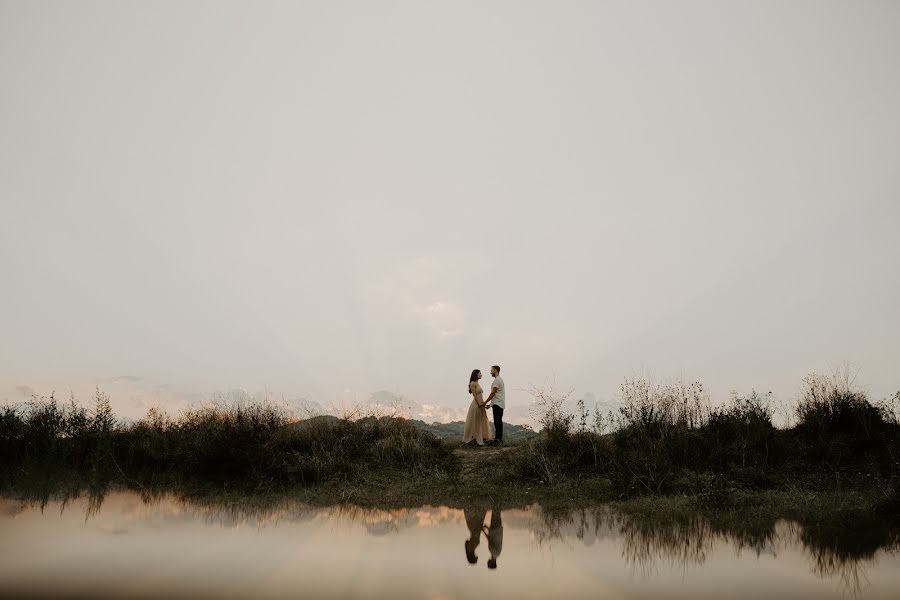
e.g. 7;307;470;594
485;365;505;444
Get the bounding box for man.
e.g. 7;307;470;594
484;365;505;444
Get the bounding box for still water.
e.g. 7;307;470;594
1;490;899;599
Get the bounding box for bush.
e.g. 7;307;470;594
699;390;782;471
0;390;120;474
527;383;575;437
618;376;709;432
1;393;453;489
796;371;887;440
513;370;899;495
608;377;710;493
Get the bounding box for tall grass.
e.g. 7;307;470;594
3;371;898;499
0;389;117;470
796;368;892;442
0;392;452;490
792;368;899;479
506;371;899;495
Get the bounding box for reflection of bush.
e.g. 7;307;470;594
528;503;899;595
800;516;899;597
619;513;715;574
7;481;900;599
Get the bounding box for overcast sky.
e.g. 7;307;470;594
2;1;899;423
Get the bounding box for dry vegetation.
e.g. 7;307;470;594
498;368;900;499
0;391;452;492
2;368;899;510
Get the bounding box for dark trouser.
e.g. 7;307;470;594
492;405;504;441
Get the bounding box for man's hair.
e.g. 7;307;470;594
492;365;500;373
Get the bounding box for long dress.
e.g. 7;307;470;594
463;382;492;445
464;506;487;564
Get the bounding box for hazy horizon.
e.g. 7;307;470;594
2;1;899;425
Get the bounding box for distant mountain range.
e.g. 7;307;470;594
292;414;537;441
406;418;537;441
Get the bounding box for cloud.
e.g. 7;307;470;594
421;301;446;313
366;254;491;342
412;300;467;341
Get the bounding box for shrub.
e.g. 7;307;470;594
607;377;711;492
1;392;453;489
795;371;890;446
618;376;709;432
0;405;25;464
527;383;574;436
699;390;782;472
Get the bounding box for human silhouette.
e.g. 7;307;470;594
484;506;503;569
464;506;488;564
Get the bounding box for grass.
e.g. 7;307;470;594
3;380;899;596
497;370;900;498
0;390;453;492
1;370;899;515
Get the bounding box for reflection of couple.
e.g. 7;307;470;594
464;506;503;569
464;366;505;446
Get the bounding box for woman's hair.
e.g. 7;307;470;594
469;369;481;392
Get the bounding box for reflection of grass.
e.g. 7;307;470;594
8;482;896;600
528;497;900;598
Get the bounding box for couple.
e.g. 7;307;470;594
464;365;505;446
465;506;503;569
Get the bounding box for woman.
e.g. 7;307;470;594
463;369;491;446
464;505;488;565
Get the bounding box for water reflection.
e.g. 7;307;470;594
486;506;503;570
462;505;503;569
464;506;487;564
531;505;897;598
1;487;899;599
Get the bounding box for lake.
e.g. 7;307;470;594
1;489;899;599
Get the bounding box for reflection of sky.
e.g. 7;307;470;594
1;492;900;599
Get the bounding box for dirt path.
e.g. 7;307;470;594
453;446;515;484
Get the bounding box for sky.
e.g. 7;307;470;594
1;1;899;424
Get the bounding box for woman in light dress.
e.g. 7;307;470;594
463;369;492;446
464;505;488;564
